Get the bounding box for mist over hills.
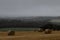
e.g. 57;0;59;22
1;16;60;20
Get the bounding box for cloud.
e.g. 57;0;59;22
0;0;60;17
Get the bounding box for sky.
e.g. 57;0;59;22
0;0;60;17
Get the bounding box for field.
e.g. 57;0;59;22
0;31;60;40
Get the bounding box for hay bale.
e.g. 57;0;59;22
34;28;43;32
38;28;43;32
44;29;52;34
34;28;38;32
8;30;15;36
34;29;37;32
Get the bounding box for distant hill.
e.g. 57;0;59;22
0;16;60;28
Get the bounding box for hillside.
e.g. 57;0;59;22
0;16;60;29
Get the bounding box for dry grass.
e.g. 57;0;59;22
0;31;60;40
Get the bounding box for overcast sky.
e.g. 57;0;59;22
0;0;60;17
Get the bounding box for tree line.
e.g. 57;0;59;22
0;19;60;30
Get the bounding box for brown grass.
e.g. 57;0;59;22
0;31;60;40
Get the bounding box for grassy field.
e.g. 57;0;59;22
0;31;60;40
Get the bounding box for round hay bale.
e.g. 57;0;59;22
34;28;38;32
44;29;52;34
8;30;15;36
38;28;43;32
34;29;37;32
